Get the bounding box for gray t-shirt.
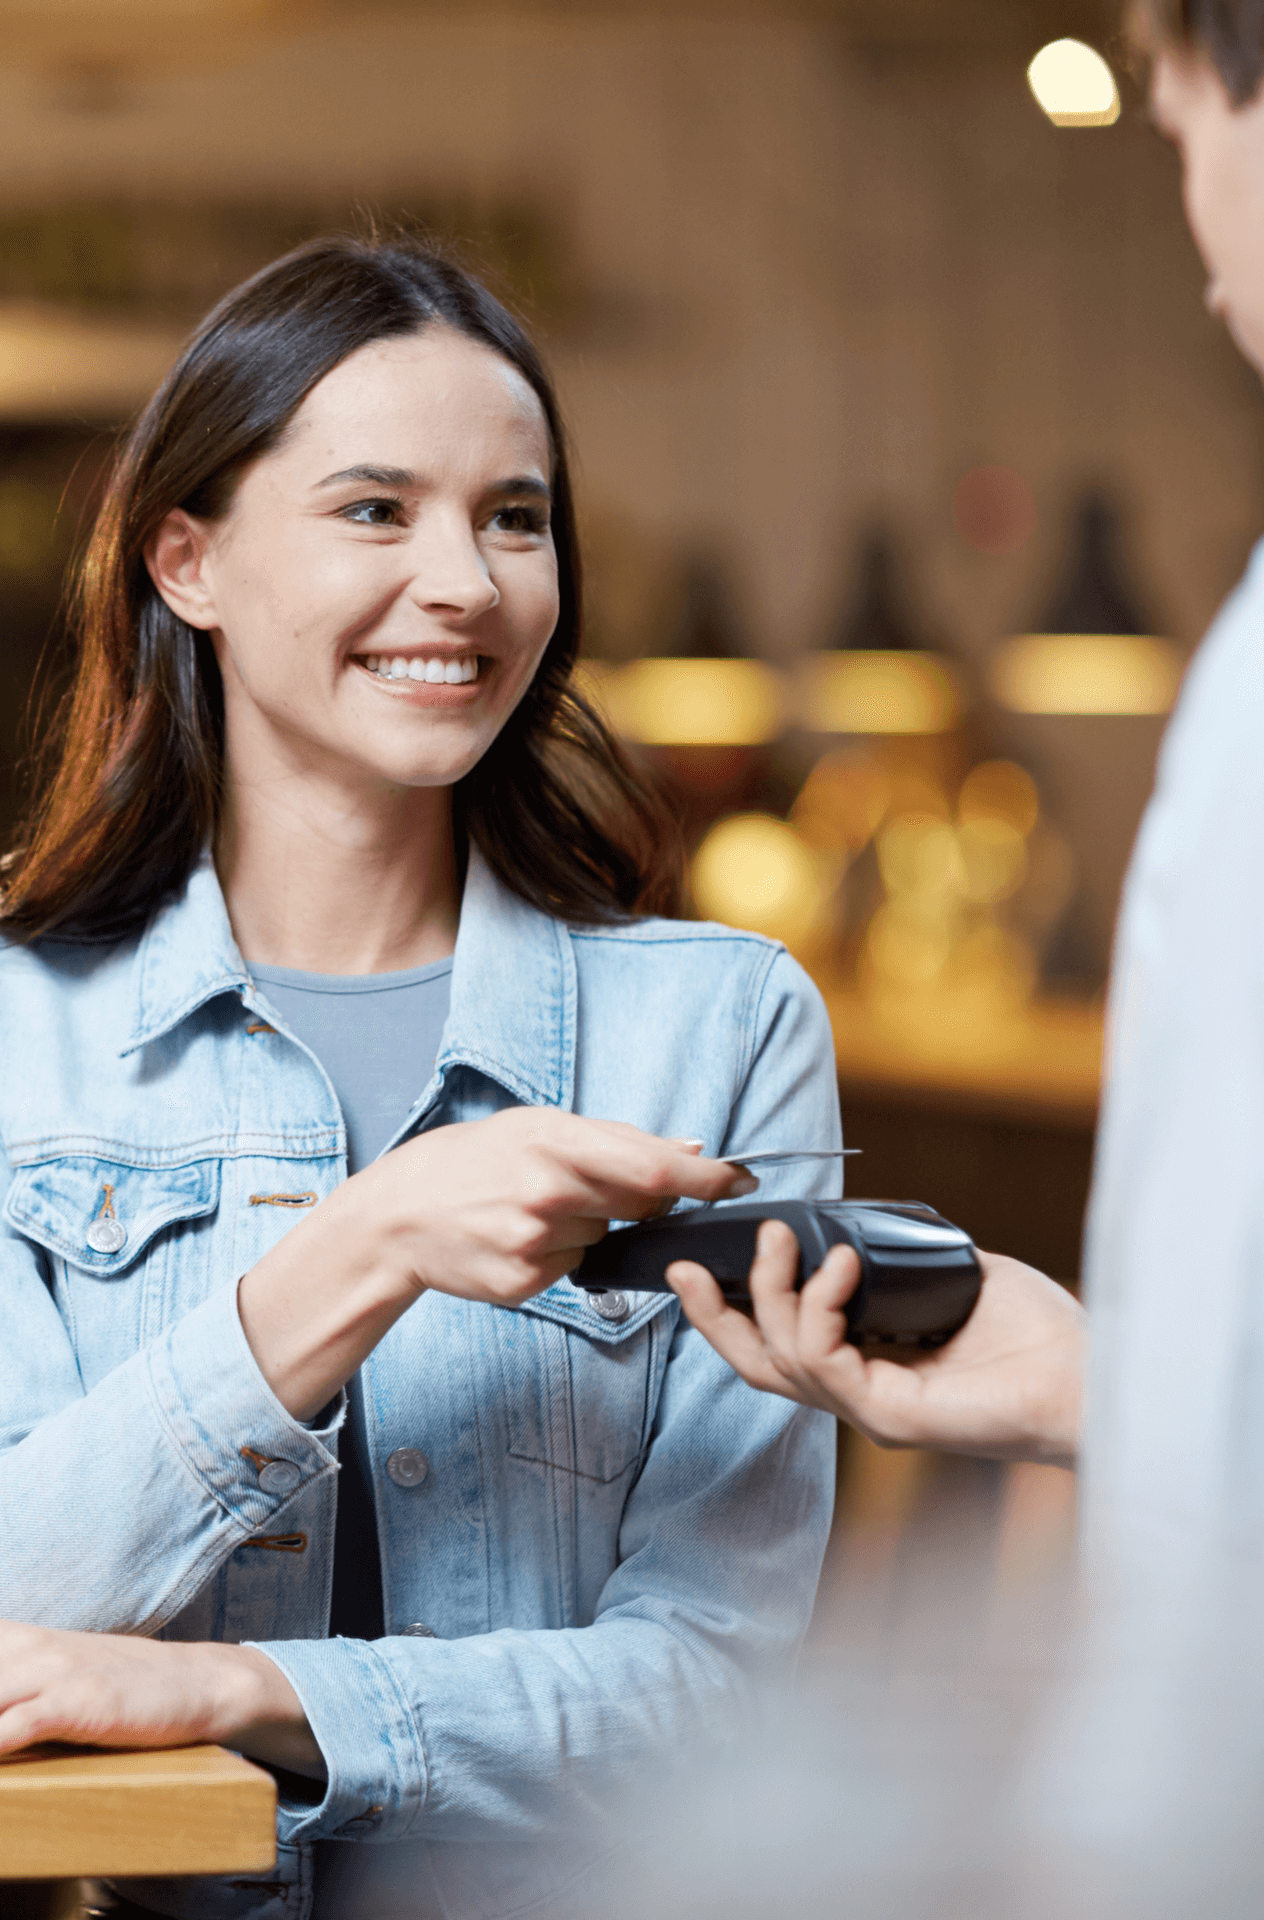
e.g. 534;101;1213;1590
250;957;453;1174
248;956;454;1642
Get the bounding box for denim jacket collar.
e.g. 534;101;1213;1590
121;847;577;1113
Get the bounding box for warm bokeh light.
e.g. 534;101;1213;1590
575;658;784;745
864;900;955;990
790;750;892;853
876;814;964;901
690;813;831;945
1027;39;1121;128
958;816;1027;904
990;633;1182;714
958;759;1040;836
952;466;1037;556
797;652;960;734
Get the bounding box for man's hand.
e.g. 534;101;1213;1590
667;1220;1085;1467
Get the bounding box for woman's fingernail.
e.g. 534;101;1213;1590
729;1172;759;1196
671;1138;706;1151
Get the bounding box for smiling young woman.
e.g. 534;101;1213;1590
0;237;841;1920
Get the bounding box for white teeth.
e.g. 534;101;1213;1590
364;654;479;682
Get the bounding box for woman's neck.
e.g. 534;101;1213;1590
216;770;461;976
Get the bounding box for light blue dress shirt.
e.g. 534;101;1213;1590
0;846;839;1920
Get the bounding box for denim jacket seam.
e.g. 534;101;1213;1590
732;940;786;1098
364;1639;432;1829
569;926;780;950
3;1135;344;1167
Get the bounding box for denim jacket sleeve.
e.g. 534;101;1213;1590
249;947;839;1846
0;1139;344;1631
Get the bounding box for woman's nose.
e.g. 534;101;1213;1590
407;518;500;621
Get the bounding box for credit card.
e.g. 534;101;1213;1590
721;1148;860;1166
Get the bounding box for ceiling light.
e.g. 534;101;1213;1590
797;652;960;734
579;657;784;747
992;492;1179;714
1027;39;1120;127
990;633;1181;715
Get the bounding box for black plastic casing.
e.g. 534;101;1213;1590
575;1200;982;1348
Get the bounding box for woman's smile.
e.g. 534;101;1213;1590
354;649;484;697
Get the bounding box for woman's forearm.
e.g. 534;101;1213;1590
236;1172;418;1423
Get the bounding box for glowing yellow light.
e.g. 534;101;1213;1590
797;652;960;735
864;901;955;990
691;813;830;945
790;750;892;854
576;658;783;746
958;759;1040;836
876;813;964;901
958;816;1027;904
1027;39;1121;127
990;634;1182;715
944;924;1037;1011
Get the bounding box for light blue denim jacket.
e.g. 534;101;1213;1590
0;848;838;1920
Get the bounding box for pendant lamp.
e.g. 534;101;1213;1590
584;552;783;747
795;527;960;735
990;493;1182;715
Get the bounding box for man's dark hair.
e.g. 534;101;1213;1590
1132;0;1264;106
1;234;680;943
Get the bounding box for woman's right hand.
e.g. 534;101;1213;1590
365;1107;752;1306
238;1110;750;1420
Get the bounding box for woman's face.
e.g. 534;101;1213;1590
1150;48;1264;376
148;326;560;798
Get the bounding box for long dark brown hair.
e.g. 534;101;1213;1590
1;235;680;945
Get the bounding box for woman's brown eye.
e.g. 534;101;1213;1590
344;498;401;526
494;507;547;534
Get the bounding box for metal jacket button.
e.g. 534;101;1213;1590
591;1289;630;1324
400;1622;438;1638
86;1218;127;1254
257;1459;302;1495
386;1448;429;1488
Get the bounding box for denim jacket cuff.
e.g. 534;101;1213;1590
245;1636;428;1844
143;1277;344;1535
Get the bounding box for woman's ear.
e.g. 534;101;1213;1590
144;511;219;630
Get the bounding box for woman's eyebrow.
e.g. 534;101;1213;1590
316;463;416;489
494;476;552;500
313;465;551;499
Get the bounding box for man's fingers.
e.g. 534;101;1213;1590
745;1220;819;1390
666;1262;814;1406
796;1243;861;1361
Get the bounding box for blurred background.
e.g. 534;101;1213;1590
0;0;1258;1646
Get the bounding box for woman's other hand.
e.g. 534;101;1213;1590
0;1621;322;1775
667;1221;1085;1467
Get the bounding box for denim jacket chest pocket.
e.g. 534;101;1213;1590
3;1156;221;1278
3;1156;222;1383
497;1286;676;1484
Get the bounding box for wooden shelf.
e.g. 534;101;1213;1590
0;1744;275;1880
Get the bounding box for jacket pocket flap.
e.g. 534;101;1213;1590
517;1280;676;1346
3;1156;220;1276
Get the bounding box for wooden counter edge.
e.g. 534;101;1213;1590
0;1743;277;1880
